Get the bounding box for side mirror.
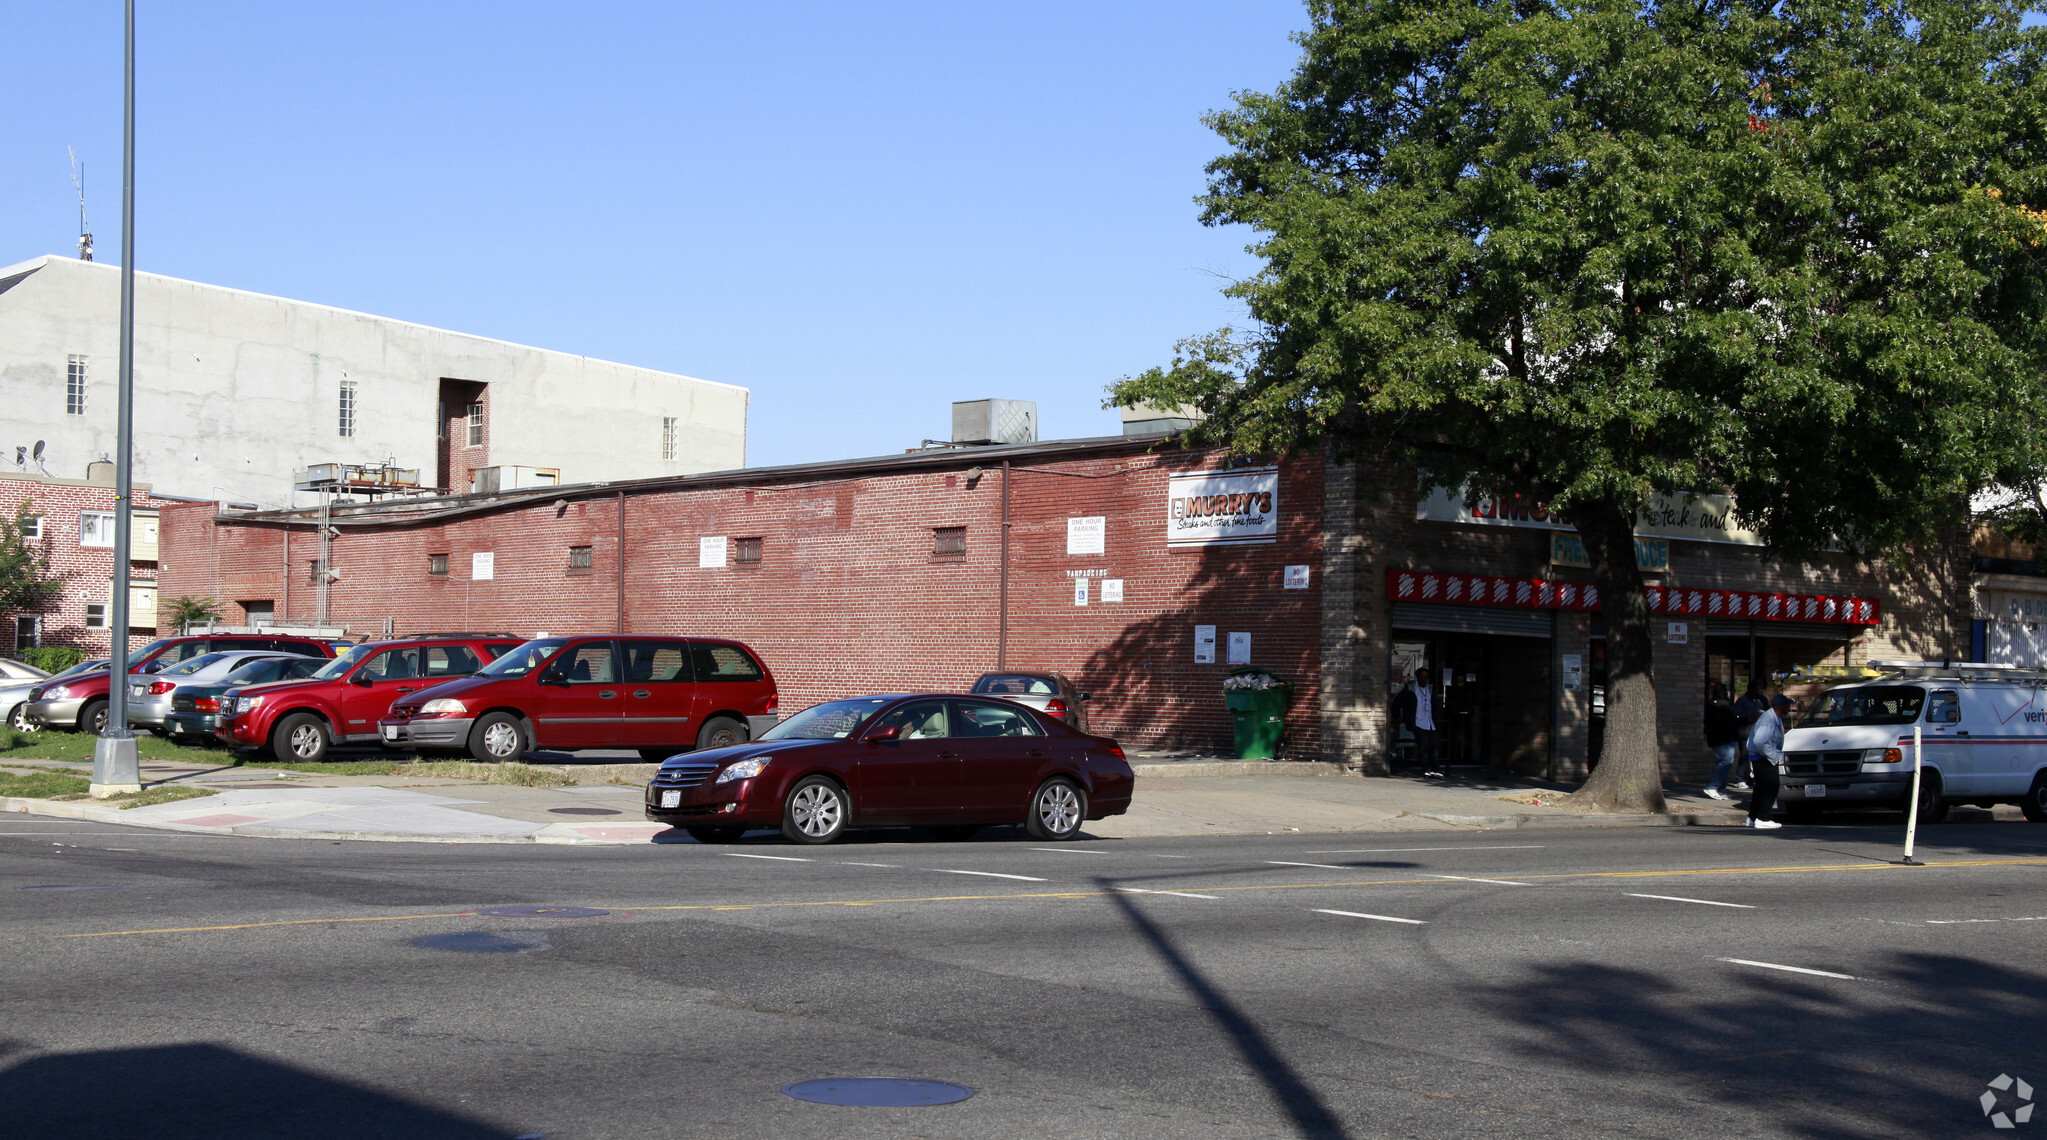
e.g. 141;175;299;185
539;668;568;687
349;671;374;687
866;723;901;742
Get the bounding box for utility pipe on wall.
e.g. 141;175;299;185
997;460;1011;669
616;491;626;635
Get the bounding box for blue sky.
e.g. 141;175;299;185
1;2;1307;468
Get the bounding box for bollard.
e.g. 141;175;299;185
1900;725;1924;866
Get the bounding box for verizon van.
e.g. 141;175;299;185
1780;664;2047;822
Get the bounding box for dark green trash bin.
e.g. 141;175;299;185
1223;667;1291;759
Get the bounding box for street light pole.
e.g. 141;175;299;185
91;0;142;797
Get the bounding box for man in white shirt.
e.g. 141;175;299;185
1412;667;1439;771
1745;693;1793;830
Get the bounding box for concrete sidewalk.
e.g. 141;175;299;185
0;751;1792;842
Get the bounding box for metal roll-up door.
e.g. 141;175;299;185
1762;621;1858;642
1703;619;1751;637
1389;603;1554;639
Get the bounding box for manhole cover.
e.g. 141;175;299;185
472;905;609;919
782;1078;974;1107
411;931;549;954
547;807;623;816
19;885;120;892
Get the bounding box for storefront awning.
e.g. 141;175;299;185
1388;570;1880;626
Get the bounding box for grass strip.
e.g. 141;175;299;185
0;769;92;798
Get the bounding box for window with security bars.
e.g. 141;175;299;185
85;604;106;629
338;379;357;437
735;537;762;564
662;416;679;461
66;356;87;415
428;553;449;576
568;545;593;570
933;526;966;556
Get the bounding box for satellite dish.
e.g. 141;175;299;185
32;441;45;460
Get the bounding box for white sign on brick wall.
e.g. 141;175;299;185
1067;516;1105;555
1283;564;1310;589
699;536;728;568
1194;624;1216;664
1101;578;1124;603
1168;468;1279;547
1073;578;1089;606
471;552;494;580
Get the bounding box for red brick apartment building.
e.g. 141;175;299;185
1;469;170;657
152;436;1969;778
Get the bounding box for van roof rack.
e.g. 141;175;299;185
1861;661;2047;682
389;632;523;640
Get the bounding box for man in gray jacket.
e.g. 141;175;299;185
1745;693;1793;830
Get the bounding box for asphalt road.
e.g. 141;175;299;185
2;816;2043;1139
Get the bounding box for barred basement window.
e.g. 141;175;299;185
66;355;87;415
933;526;966;556
428;553;449;576
84;604;106;629
568;545;593;570
735;537;762;564
662;416;679;461
338;379;357;437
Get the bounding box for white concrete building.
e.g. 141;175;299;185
0;255;747;508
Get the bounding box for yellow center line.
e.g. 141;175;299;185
30;855;2047;940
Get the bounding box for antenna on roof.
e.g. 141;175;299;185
68;148;93;261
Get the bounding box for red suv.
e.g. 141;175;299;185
24;634;336;734
378;635;778;763
215;634;526;763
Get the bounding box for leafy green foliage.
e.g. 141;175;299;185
0;500;59;616
1115;0;2047;808
19;647;85;675
161;595;224;631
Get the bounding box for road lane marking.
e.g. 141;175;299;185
1112;887;1221;900
1267;861;1350;870
932;870;1047;882
1305;846;1547;854
1718;958;1858;980
1426;875;1533;886
1628;893;1755;908
1926;915;2047;924
1314;909;1427;924
723;853;810;862
1031;847;1111;855
837;862;898;868
1148;854;1192;858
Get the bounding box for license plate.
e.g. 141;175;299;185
659;790;681;808
1807;785;1826;798
129;685;145;697
381;726;398;741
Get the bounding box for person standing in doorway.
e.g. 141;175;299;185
1745;693;1793;829
1412;667;1440;774
1703;682;1741;800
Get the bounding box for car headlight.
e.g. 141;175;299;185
39;684;68;700
419;698;468;715
241;695;265;712
714;756;771;784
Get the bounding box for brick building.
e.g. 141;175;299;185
153;438;1971;779
1;469;175;657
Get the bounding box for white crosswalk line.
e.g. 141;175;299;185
723;853;810;862
1717;957;1858;980
1628;893;1754;909
932;869;1047;882
1031;847;1110;855
1112;887;1221;900
1266;860;1349;870
1314;909;1427;925
1425;874;1531;886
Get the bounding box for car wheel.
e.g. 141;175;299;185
1026;778;1087;841
470;712;529;763
1914;771;1949;824
639;748;678;763
5;702;31;733
686;825;747;844
696;716;747;752
2021;773;2047;823
77;700;109;735
781;776;848;844
274;713;330;763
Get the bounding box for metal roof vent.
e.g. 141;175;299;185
952;399;1037;446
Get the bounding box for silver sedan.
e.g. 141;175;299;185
968;670;1091;734
125;651;311;732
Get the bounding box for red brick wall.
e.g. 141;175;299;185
157;446;1328;755
1;475;169;658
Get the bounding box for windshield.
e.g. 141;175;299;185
758;698;892;741
164;652;232;678
476;639;567;678
224;658;284;684
1801;685;1925;727
310;644;376;681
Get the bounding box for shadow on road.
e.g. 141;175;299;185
1101;882;1350;1139
1493;952;2047;1138
0;1041;518;1138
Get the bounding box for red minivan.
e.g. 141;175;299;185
214;634;526;763
378;635;779;763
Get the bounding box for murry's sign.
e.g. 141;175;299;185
1169;467;1279;547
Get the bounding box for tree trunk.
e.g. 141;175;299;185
1570;501;1669;813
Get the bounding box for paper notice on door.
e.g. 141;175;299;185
1561;653;1583;692
1195;625;1217;664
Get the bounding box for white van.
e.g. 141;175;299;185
1779;664;2047;823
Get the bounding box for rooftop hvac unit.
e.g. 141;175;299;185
952;399;1037;446
470;465;562;494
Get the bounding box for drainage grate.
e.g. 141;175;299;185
19;885;120;892
547;807;623;816
472;905;609;919
412;931;549;954
782;1078;974;1107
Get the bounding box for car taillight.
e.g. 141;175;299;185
766;693;778;713
1045;698;1069;718
147;681;176;695
1104;743;1126;760
195;697;219;712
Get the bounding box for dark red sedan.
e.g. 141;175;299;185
644;694;1134;844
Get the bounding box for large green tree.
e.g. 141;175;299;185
1115;0;2047;810
0;501;59;621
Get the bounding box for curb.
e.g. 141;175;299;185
1414;810;1749;830
1133;761;1353;779
1;796;671;845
